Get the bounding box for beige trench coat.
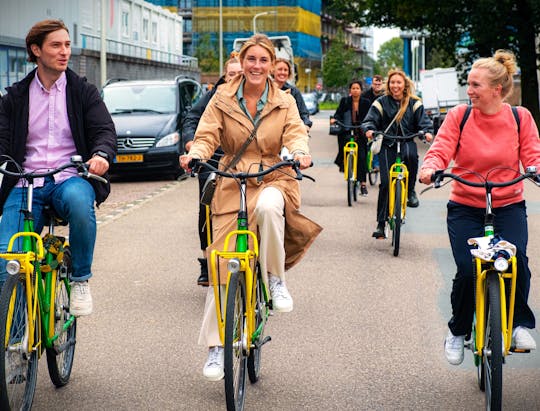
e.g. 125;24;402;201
189;76;322;284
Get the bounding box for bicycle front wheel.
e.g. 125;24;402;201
46;246;77;387
347;154;355;207
224;271;247;411
484;273;503;410
0;274;39;411
392;180;403;256
247;264;269;383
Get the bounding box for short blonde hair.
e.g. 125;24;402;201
472;49;517;99
238;33;276;64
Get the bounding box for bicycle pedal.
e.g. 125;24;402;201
510;347;531;353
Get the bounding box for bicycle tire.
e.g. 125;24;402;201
0;273;39;411
392;180;403;256
224;271;247;411
247;264;267;383
484;273;503;410
46;247;77;387
473;264;486;391
347;154;354;207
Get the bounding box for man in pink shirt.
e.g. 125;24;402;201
0;20;116;315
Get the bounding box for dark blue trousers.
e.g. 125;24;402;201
446;200;535;336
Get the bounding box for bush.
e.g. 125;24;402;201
319;101;338;110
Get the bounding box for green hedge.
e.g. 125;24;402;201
319;101;338;110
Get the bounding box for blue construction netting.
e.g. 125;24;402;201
193;0;320;14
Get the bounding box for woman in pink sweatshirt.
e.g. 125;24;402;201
419;50;540;365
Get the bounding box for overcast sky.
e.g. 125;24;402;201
373;27;401;57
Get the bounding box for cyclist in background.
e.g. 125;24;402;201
182;54;242;286
362;69;433;239
180;33;321;381
362;74;384;104
331;79;371;195
0;19;116;315
419;49;539;364
272;57;312;132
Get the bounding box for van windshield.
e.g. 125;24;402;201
103;84;176;114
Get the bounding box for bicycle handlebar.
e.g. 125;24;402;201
0;155;108;184
189;158;313;182
373;131;426;142
332;119;364;130
430;167;539;189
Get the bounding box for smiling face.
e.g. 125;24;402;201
241;44;273;90
467;67;502;112
31;28;71;78
273;61;290;87
388;73;405;100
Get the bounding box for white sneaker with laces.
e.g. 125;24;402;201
269;275;293;313
203;346;224;381
512;326;536;350
444;330;465;365
70;281;93;316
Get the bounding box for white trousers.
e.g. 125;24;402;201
198;187;286;347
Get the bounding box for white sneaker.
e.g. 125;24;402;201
444;330;465;365
512;326;536;350
269;275;293;313
70;281;93;316
203;346;224;381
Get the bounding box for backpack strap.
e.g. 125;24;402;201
511;106;520;134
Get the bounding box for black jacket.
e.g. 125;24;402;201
333;95;371;137
280;83;312;128
361;95;433;139
0;68;117;214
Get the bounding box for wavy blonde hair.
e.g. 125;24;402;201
238;33;276;64
472;49;517;99
385;69;421;123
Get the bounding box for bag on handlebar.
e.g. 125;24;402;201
370;113;399;155
329;122;343;136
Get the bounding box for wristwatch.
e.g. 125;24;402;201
92;151;109;161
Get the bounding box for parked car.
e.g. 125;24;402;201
101;76;202;180
302;92;319;115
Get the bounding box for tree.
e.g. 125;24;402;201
194;33;220;74
328;0;540;126
376;37;403;74
322;29;359;90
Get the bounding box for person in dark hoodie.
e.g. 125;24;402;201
0;19;116;315
181;54;242;286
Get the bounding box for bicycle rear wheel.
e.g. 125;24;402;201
247;264;269;383
483;274;503;410
47;246;77;387
224;271;247;411
0;274;39;411
347;154;355;207
392;180;403;256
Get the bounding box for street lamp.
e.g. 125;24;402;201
252;11;277;34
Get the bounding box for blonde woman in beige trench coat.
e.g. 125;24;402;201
180;34;322;381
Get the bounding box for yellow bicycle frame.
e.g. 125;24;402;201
209;229;260;348
343;141;358;182
0;232;44;356
388;162;409;221
474;256;518;356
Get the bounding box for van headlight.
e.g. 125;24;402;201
156;132;180;148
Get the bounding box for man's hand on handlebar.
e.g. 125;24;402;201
86;155;109;176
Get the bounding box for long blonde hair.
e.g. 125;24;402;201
472;49;517;100
385;69;421;123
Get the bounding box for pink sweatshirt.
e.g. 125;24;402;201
421;103;540;208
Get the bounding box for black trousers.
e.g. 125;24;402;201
446;200;535;336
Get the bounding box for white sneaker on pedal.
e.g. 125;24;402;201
269;275;293;313
203;346;224;381
70;281;93;316
512;326;536;350
444;330;465;365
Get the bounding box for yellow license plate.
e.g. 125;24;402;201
116;154;143;163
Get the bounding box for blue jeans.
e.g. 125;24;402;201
0;176;96;283
446;200;535;336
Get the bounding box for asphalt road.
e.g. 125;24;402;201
33;110;540;410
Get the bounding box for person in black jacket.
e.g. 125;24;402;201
331;80;372;195
0;20;116;315
272;58;312;131
181;55;242;286
362;69;433;238
361;74;384;104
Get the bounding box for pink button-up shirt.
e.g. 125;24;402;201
19;71;77;187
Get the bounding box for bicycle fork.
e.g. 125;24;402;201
388;163;409;226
